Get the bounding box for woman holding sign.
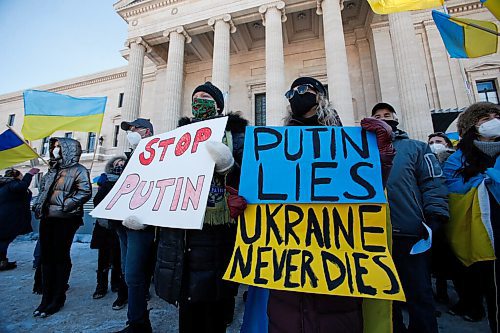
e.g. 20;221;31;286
264;77;396;333
154;82;248;333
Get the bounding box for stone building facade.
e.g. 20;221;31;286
1;0;500;177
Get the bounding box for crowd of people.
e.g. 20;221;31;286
0;77;499;333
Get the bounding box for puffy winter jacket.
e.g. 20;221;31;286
0;173;33;241
387;130;449;238
34;138;91;219
155;113;246;305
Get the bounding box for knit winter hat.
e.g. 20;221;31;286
192;82;224;112
457;102;500;136
290;77;327;96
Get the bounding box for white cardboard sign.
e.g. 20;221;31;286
90;117;228;229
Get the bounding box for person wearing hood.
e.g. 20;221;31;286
91;156;128;309
32;138;91;318
114;118;156;333
265;77;396;333
372;103;449;333
154;82;248;333
0;167;39;270
443;102;500;331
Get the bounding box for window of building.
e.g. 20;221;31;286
118;93;124;108
113;125;119;147
41;137;49;156
87;132;96;153
477;80;499;104
255;93;266;126
7;114;15;126
65;132;73;138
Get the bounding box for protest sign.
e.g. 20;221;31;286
223;203;404;301
91;117;228;229
224;126;404;301
239;126;386;204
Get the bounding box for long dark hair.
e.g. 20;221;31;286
456;128;496;182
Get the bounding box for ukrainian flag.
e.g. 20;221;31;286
22;90;107;141
368;0;444;14
432;10;498;58
481;0;500;21
0;129;39;169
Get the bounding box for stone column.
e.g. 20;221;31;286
318;0;355;125
389;12;434;140
259;1;287;125
163;27;191;131
118;37;149;154
208;14;236;112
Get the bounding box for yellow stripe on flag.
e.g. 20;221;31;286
368;0;444;14
22;114;104;141
451;17;499;58
0;143;38;169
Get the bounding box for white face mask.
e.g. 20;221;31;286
477;118;500;139
127;131;142;148
430;143;447;154
52;147;61;159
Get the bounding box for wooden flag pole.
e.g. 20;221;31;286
6;125;49;166
88;131;100;172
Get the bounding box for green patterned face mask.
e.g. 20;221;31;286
192;98;217;119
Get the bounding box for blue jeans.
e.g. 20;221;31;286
392;238;438;333
116;226;155;324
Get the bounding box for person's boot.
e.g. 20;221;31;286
33;266;43;294
112;275;128;310
114;310;152;333
40;264;69;317
93;269;109;299
0;259;17;271
33;264;54;317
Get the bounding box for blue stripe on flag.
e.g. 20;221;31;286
432;10;468;58
0;129;23;152
23;90;107;117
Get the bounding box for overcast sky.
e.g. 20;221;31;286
0;0;128;95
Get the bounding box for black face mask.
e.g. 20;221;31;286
289;92;318;117
111;165;124;175
383;119;399;132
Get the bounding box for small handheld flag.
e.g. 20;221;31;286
0;128;39;169
368;0;444;14
432;10;498;58
22;90;107;141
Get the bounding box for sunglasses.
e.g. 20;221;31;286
285;84;316;100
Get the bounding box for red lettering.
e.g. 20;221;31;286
175;133;192;156
158;138;175;161
139;138;160;165
192;127;212;153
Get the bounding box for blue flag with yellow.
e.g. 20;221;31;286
0;129;39;169
22;90;107;141
368;0;443;14
432;10;498;58
481;0;500;21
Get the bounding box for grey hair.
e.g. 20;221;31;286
316;93;343;126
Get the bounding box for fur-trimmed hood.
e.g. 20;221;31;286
178;113;248;132
104;155;127;174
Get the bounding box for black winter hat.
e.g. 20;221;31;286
371;102;397;116
291;77;327;96
192;82;224;112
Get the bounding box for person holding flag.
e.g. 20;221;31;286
0;167;39;271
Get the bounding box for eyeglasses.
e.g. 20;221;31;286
285;84;315;100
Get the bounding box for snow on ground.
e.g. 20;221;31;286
0;239;490;333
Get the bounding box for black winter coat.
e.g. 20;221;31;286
0;174;33;241
154;113;247;305
34;138;91;220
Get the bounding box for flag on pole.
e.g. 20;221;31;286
432;10;498;58
22;90;107;141
368;0;444;14
481;0;500;21
0;129;39;169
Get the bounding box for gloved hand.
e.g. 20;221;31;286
423;214;447;238
226;186;247;219
122;215;147;230
28;168;40;175
206;141;235;174
360;118;396;187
